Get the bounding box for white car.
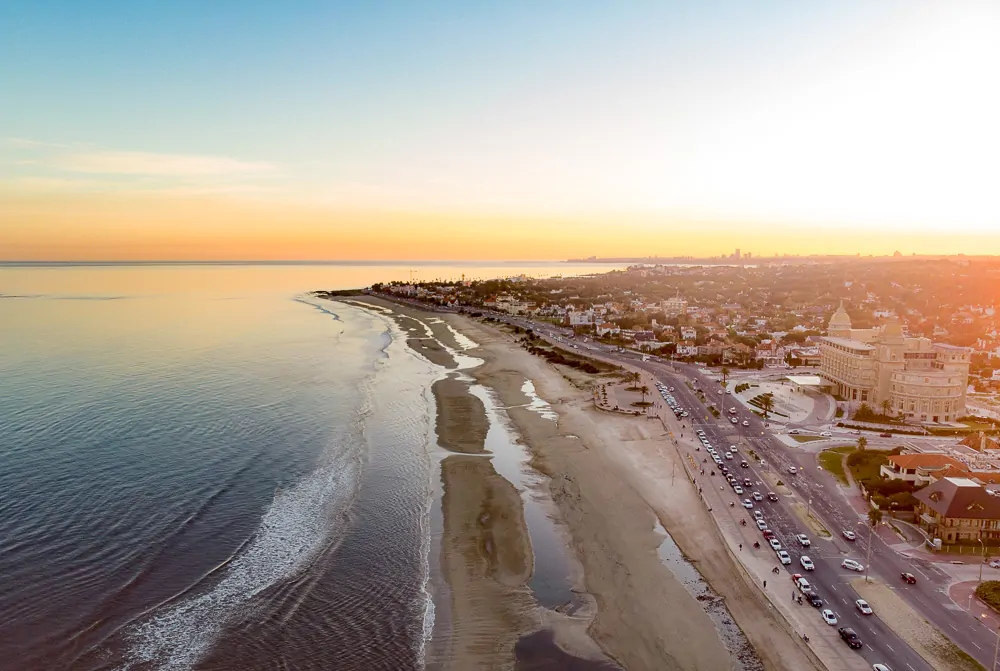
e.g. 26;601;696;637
787;466;798;475
856;599;873;615
821;608;838;625
800;556;815;571
795;576;812;593
752;492;763;501
991;560;1000;569
777;550;792;565
725;452;734;460
756;519;768;530
788;429;801;435
717;389;724;395
872;664;892;671
730;445;738;453
796;534;811;547
842;530;857;541
769;538;782;551
841;559;864;572
731;417;738;424
742;499;754;509
753;510;764;520
820;431;833;437
742;420;750;426
733;486;744;495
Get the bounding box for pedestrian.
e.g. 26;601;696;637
763;580;767;588
792;591;795;602
739;543;743;551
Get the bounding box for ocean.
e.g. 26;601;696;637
0;262;621;671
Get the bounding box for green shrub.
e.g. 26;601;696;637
977;581;1000;613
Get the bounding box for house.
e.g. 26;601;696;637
596;322;620;337
680;326;697;340
914;477;1000;543
676;342;699;357
881;454;968;485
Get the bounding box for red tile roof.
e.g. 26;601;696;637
887;454;967;471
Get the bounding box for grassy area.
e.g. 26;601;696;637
817;447;855;485
790;435;825;443
846;450;890;483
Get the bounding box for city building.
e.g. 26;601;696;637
661;293;688;316
914;477;1000;543
819;302;970;422
880;454;968;485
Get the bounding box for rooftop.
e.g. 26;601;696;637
915;477;1000;520
820;336;876;351
785;375;827;386
887;453;967;471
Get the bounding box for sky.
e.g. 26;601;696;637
2;1;999;261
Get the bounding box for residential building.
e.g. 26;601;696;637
880;454;968;485
680;326;697;340
662;294;688;316
819;302;971;422
914;477;1000;543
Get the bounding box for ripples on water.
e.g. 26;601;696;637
0;289;440;670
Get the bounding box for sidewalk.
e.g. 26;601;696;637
948;581;1000;630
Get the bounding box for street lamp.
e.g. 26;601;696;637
981;537;987;584
861;521;876;584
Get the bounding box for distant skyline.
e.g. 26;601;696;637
2;1;998;260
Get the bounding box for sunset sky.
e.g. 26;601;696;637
2;1;998;261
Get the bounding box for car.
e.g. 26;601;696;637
880;432;892;438
669;387;675;392
741;460;750;468
769;538;782;551
777;550;791;565
743;478;752;487
753;510;764;520
842;530;857;541
991;560;1000;569
726;390;732;394
795;576;813;593
726;452;734;460
872;665;892;671
767;492;779;502
733;486;744;495
787;466;798;475
742;499;754;509
788;429;801;435
720;466;730;475
730;444;738;452
841;559;864;572
752;491;763;501
855;599;873;615
838;627;863;649
742;420;750;426
762;529;775;539
807;593;823;607
756;519;768;530
681;412;689;417
796;534;811;547
718;389;724;395
901;572;917;584
800;556;815;571
850;429;861;435
821;609;838;625
731;417;738;424
820;431;832;437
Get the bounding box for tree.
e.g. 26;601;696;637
857;436;868;452
759;393;774;421
867;506;883;528
720;366;730;386
639;385;650;405
880;399;893;418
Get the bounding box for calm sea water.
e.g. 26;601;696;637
0;262;620;671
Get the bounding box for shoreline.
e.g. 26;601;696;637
327;294;801;669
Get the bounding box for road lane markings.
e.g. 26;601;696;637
886;644;894;652
972;641;982;650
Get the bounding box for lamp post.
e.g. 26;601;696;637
862;521;875;584
992;625;1000;671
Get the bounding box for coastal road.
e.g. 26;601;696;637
647;360;1000;670
657;378;930;671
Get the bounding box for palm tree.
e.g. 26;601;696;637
867;507;883;528
720;366;730;387
640;385;650;405
857;436;868;452
880;399;893;418
759;393;774;421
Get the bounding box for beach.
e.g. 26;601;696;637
340;295;819;670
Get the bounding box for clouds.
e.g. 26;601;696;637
50;151;276;176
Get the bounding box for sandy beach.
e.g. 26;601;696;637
339;295;817;670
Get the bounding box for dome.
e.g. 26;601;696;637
828;300;852;331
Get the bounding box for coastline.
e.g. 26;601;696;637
329;294;809;670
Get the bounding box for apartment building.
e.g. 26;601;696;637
819;302;970;422
914;477;1000;543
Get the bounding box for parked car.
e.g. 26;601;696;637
800;556;815;571
769;538;782;551
855;599;873;615
990;560;1000;569
767;492;779;502
762;529;775;540
795;576;812;593
838;627;863;649
842;530;857;541
756;519;768;530
742;499;754;509
901;572;917;584
807;593;823;607
796;534;811;547
753;510;764;520
733;486;744;495
822;609;838;625
777;550;792;565
841;559;864;572
880;432;892;438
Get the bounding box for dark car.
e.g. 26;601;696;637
720;466;730;475
901;572;917;584
740;460;749;468
880;432;892;438
807;593;823;607
767;492;779;502
743;478;752;487
838;627;863;649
